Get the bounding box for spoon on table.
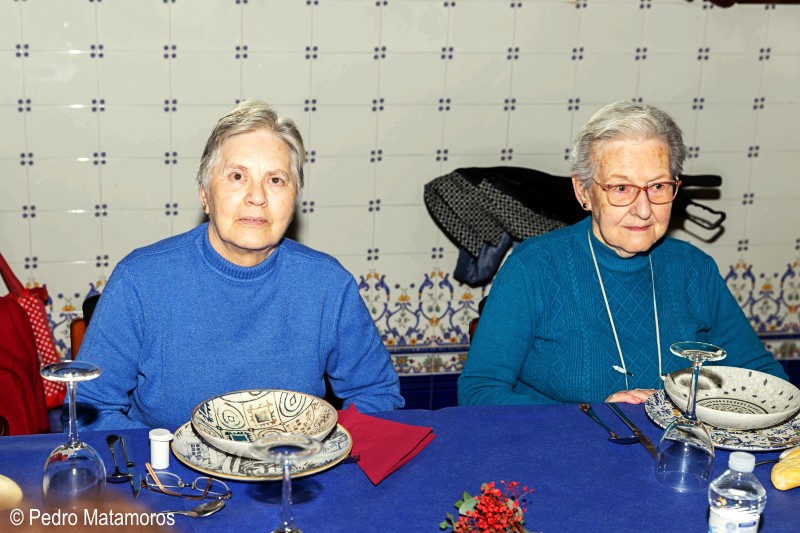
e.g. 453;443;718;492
158;500;226;518
579;403;640;444
105;435;132;483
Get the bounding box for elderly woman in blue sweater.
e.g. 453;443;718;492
75;100;403;430
459;101;788;406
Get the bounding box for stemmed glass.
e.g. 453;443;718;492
655;341;727;492
252;433;322;533
41;361;106;507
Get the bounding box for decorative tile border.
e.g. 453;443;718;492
37;261;800;376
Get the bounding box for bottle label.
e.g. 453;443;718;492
708;507;760;533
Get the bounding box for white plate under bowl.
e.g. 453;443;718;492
171;421;352;482
191;389;338;460
664;366;800;430
645;390;800;452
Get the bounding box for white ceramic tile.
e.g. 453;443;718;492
694;103;758;152
171;52;242;105
376;104;443;156
578;4;646;54
24;51;98;105
0;3;21;44
313;1;380;52
308;105;377;157
170;208;206;237
697;244;742;278
510;54;576;104
762;56;800;104
374;204;439;253
750;152;800;199
96;0;169;51
768;9;800;54
363;251;433;297
29;210;101;262
172;169;203;209
243;0;311;52
448;1;515;53
170;104;235;160
242;52;311;105
746;198;800;245
442;104;508;155
305;156;374;207
0;212;30;262
507;104;574;154
738;244;798;279
510;154;573;179
378;52;446;104
169;2;242;51
0;108;27;158
98;52;169;105
668;199;747;249
682;151;751;201
445;54;512;104
100;158;171;210
98;105;169;158
26;106;98;159
514;2;581;54
0;160;28;212
333;253;372;283
375;155;443;206
381;1;449;53
756;103;800;152
574;54;640;105
647;102;698;148
638;54;703;103
21;0;96;51
643;3;708;55
700;55;763;104
311;53;379;105
705;5;769;55
304;205;374;256
28;158;100;212
0;55;25;105
102;210;173;262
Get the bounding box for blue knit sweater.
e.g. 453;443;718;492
458;217;788;405
75;224;404;431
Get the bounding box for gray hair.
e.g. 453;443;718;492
569;101;686;190
196;99;305;192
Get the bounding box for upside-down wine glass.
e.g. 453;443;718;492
655;341;727;492
252;433;322;533
41;361;106;507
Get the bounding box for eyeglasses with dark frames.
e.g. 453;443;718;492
142;462;232;500
593;179;681;207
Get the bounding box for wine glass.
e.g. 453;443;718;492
41;361;106;508
252;433;322;533
655;341;727;492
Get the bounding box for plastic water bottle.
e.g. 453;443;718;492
708;452;767;533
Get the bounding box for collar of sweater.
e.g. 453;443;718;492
583;218;657;274
198;222;281;280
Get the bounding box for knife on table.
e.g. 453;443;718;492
119;435;142;499
607;403;657;459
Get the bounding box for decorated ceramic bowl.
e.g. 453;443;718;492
191;389;337;460
664;366;800;430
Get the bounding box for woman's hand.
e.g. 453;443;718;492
605;389;657;404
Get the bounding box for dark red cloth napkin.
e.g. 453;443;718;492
337;404;435;485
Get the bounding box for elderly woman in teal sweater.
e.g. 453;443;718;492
458;101;788;406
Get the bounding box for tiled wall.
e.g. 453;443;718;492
2;1;799;393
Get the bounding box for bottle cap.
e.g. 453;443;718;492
728;451;755;472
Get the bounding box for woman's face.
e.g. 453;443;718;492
200;128;297;267
573;137;673;258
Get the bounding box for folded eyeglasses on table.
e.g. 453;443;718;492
143;463;232;500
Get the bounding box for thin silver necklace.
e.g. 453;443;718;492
587;229;663;390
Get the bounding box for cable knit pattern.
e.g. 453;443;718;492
74;223;404;431
458;217;789;406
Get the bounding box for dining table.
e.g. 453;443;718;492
0;403;796;532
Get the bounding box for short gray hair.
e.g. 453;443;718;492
196;99;305;192
569;101;686;190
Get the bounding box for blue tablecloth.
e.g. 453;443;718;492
0;404;794;532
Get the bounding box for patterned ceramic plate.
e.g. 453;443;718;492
645;390;800;452
171;421;353;482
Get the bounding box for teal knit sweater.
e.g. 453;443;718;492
75;224;403;431
458;217;788;405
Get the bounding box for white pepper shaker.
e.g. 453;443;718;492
149;428;174;470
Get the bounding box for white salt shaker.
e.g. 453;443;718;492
149;428;174;470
